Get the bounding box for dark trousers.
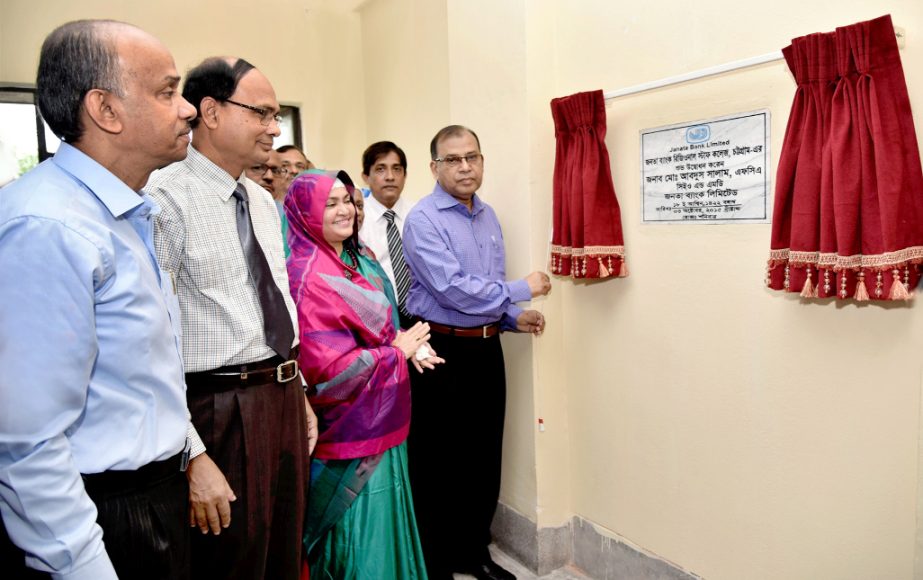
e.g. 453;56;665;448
0;457;190;580
407;331;506;578
186;377;309;580
398;311;417;331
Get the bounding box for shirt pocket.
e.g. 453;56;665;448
488;235;505;275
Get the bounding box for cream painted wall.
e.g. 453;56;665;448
522;0;572;530
443;0;540;521
0;0;367;178
358;0;449;200
412;0;923;577
304;5;367;178
357;0;549;521
547;1;923;579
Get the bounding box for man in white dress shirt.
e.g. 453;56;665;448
359;141;413;328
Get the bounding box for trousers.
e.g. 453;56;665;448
407;330;506;577
0;455;190;579
186;373;309;580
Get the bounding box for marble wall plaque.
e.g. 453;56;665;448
640;110;770;224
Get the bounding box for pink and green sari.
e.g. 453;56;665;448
285;170;426;579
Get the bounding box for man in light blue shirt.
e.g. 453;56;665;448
0;20;197;579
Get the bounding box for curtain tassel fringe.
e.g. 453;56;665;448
800;271;815;298
854;272;869;301
890;269;912;300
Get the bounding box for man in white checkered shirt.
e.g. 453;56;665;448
147;56;316;580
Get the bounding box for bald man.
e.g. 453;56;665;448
0;20;196;579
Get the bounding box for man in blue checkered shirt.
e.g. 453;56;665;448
403;125;550;580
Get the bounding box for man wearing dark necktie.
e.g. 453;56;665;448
146;57;316;580
359;141;415;328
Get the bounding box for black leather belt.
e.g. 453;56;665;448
82;450;187;496
186;352;299;392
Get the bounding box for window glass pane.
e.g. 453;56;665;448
0;102;38;185
44;120;60;154
1;93;292;186
275;106;303;150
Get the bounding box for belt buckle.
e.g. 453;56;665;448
276;359;298;383
482;325;488;339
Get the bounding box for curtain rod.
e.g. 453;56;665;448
604;27;905;101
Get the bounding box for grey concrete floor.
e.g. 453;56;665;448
452;545;590;580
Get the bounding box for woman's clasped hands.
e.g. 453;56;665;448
392;321;445;373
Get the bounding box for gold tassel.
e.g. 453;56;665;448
800;267;815;298
618;259;628;277
889;269;912;300
854;271;869;301
597;257;610;278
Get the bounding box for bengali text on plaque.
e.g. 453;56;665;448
640;110;770;224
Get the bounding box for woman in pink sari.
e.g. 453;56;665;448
286;169;439;579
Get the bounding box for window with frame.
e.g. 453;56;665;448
0;87;304;187
276;105;303;149
0;85;59;186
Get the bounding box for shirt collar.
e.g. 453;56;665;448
432;181;484;215
52;143;143;218
184;145;240;201
365;193;408;222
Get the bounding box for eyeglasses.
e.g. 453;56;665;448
223;99;283;126
433;153;483;168
269;167;288;177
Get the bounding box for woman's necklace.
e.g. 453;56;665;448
343;247;359;280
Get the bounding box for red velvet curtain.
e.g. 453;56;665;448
768;14;923;301
550;90;627;279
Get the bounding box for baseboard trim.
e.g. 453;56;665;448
491;503;570;575
492;503;700;579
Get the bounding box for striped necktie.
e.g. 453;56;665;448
232;183;295;358
383;209;411;315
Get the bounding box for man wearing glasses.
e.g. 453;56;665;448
146;57;316;580
403;125;551;580
245;150;283;196
276;144;313;186
245;150;294;257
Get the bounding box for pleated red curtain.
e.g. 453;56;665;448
550;90;627;279
767;14;923;301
